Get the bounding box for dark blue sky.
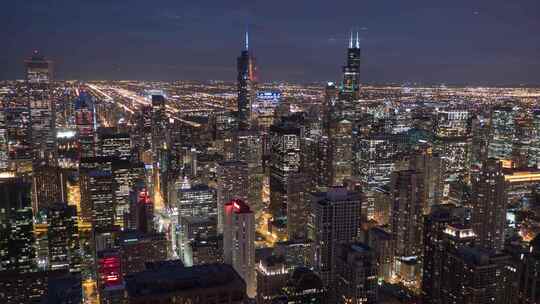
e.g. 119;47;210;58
2;0;539;85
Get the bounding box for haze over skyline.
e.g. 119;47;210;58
2;0;539;85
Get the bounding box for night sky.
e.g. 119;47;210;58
2;0;539;85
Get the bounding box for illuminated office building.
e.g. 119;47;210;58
276;267;326;304
4;106;33;162
177;183;217;218
471;158;506;251
117;231;167;276
0;110;7;170
0;177;35;272
56;128;78;168
79;157;115;229
302;134;331;190
234;129;264;213
178;216;217;266
237;30;257;123
531;110;540;169
269;121;302;219
29;91;56;162
24;50;53;83
256;255;289;304
97;249;124;303
112;159;145;230
47;203;81;272
190;234;223;266
32;164;68;212
489;106;515;161
98;131;132;160
223;199;256;298
328;119;353;186
74;91;97;158
253;91;280;127
216;160;248;233
309;187;362;286
339;32;361;101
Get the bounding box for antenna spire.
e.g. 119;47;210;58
349;31;353;48
356;31;360;48
245;27;249;51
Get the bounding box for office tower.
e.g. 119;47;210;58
178;216;217;266
355;133;404;220
117;231;167;276
177;183;217;218
79;157;115;229
273;240;314;269
0;177;35;272
286;172;310;241
56;128;79;168
390;169;425;258
0;270;81;304
339;32;361;101
29;90;56;162
74;91;97;158
302;134;331;190
151;94;169;152
97;250;124;303
471;158;506;251
4;106;33;162
47;203;81;272
328;119;353;186
24;50;53;83
365;227;393;282
489;106;515;161
440;247;514;304
335;243;378;304
269;121;302;219
309;187;362;285
112;159;145;229
410;148;443;213
323;82;338;134
237;30;257;123
422;204;472;304
98;131;132;160
234;129;264;213
253;91;281;127
276;267;326;304
190;234;223;266
432;109;472;183
216;160;248;233
256;255;289;304
471;116;491;165
32;164;68;212
129;183;154;234
124;262;247;303
223;199;256;298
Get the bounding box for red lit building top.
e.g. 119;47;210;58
226;199;252;214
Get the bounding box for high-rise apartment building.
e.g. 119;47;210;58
216;160;248;233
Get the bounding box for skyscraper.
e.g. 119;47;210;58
237;30;257;124
216;160;249;233
471;158;506;251
0;177;35;272
24;50;53;83
489;106;515;161
74;91;97;158
339;32;361;101
309;187;362;286
223;199;256;298
335;243;378;304
47;203;81;272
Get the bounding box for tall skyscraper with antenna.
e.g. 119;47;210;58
339;31;361;101
237;30;257;124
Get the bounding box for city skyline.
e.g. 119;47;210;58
2;0;540;85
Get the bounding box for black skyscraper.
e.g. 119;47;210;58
339;32;361;101
237;31;257;124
